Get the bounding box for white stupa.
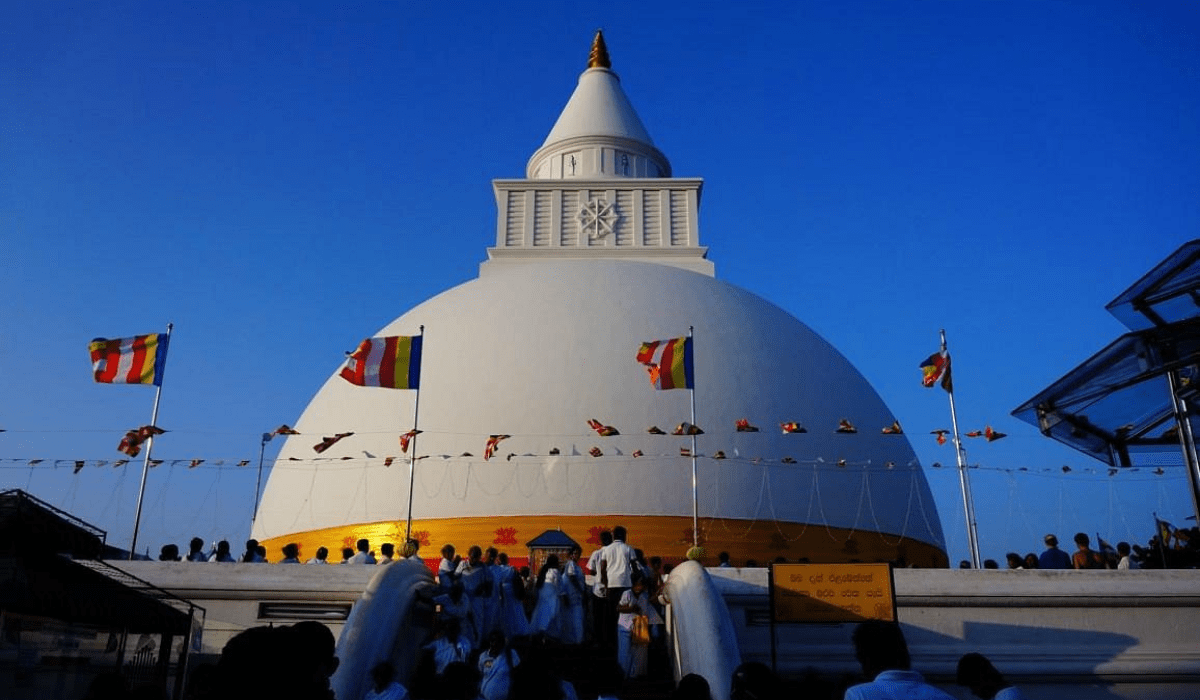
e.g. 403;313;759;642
252;32;947;567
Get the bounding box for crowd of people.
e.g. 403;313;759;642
145;617;1029;700
135;524;1195;699
956;528;1200;570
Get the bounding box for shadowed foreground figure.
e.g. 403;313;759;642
209;621;339;700
843;620;954;700
956;652;1029;700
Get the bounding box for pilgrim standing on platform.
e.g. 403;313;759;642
616;574;651;678
495;552;529;640
530;554;563;640
438;544;458;589
456;545;489;647
482;547;502;635
434;581;476;650
561;545;586;644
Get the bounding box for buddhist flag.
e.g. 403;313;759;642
340;336;422;389
636;337;693;390
780;422;807;434
984;426;1007;442
920;350;952;392
89;333;169;386
881;421;903;435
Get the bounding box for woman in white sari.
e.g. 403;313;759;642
529;554;563;640
560;545;586;644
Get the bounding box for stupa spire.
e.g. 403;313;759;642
526;31;670;180
588;29;611;69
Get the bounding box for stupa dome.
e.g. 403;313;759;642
252;32;947;567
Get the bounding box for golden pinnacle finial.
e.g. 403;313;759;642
588;29;611;69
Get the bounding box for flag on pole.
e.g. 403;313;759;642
340;336;422;389
920;350;952;392
89;333;170;385
1155;516;1176;547
636;337;693;390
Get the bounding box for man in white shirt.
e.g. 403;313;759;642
306;546;330;564
348;538;376;565
843;620;955;700
600;526;636;656
587;530;613;648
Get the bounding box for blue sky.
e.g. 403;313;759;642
2;1;1198;564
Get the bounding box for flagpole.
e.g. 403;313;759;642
688;326;699;549
941;329;982;569
128;322;172;560
405;325;425;543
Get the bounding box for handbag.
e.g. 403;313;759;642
631;614;651;646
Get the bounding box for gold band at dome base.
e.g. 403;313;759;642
260;515;947;569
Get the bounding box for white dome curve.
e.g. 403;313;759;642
252;259;946;555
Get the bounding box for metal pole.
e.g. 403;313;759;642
1165;370;1200;524
688;326;698;548
129;322;172;560
941;329;982;569
405;325;425;543
251;432;269;525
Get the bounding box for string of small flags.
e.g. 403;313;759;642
0;417;1170;477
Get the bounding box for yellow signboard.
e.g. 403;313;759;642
770;563;895;623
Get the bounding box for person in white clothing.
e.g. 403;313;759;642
456;545;489;646
377;542;396;565
477;630;519;700
616;574;651;678
279;543;301;564
349;538;376;565
1116;541;1140;570
438;544;458;589
422;618;471;676
529;554;564;640
956;652;1030;700
843;620;955;700
587;531;613;647
560;545;586;644
600;526;636;655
